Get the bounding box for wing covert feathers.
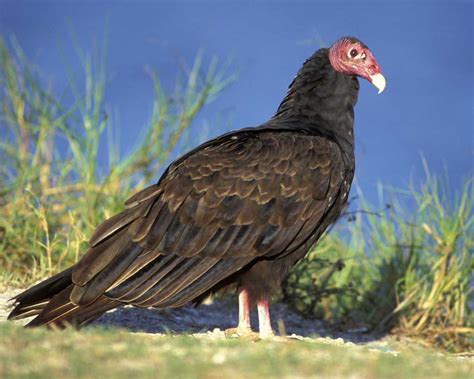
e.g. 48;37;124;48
10;130;351;328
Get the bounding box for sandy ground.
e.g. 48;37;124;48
0;289;401;354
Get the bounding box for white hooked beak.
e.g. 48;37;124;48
370;73;386;94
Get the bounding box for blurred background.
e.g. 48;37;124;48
1;0;472;201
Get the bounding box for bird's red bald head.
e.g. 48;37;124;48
328;37;386;94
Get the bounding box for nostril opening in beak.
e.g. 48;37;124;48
368;64;380;76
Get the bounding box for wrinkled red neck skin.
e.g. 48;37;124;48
328;38;381;82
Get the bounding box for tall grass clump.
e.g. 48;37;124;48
0;36;234;284
284;166;473;351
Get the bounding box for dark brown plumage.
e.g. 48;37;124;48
8;37;385;336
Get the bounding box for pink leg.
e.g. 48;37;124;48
257;298;274;338
225;289;254;337
238;288;252;331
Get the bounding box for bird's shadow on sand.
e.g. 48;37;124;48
92;299;384;344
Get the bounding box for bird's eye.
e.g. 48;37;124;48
349;49;358;58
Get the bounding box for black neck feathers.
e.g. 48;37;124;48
273;48;359;146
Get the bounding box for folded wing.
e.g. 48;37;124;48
29;130;346;326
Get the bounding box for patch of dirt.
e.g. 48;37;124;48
0;289;395;354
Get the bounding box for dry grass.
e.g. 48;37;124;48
0;36;234;282
284;168;473;352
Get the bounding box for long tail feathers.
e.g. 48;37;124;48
8;267;119;328
8;267;74;321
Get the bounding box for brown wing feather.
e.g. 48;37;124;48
35;130;347;323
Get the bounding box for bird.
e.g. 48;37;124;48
8;36;385;338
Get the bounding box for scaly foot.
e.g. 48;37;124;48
258;329;275;340
224;327;260;341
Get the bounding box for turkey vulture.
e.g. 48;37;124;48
8;36;385;337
